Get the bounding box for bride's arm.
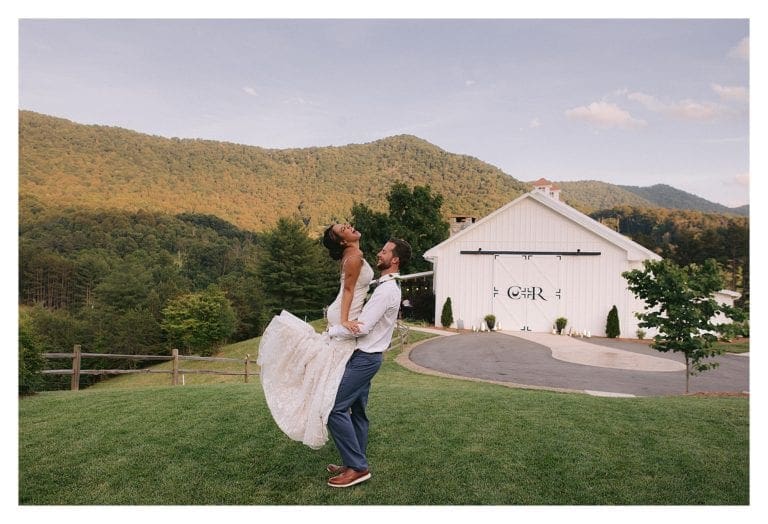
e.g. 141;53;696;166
340;254;363;332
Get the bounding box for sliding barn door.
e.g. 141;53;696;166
492;255;562;332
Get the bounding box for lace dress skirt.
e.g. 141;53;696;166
257;310;356;449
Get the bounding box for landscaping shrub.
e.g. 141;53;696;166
19;313;45;395
606;305;620;338
440;297;454;328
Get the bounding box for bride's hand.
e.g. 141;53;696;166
342;320;361;334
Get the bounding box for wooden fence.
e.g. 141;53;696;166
42;322;410;391
42;345;257;391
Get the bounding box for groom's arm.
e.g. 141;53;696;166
327;286;395;339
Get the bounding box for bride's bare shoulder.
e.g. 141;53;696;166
342;249;365;267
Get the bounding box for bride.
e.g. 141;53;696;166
257;223;374;449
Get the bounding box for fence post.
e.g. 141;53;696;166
172;348;179;386
71;344;81;391
244;354;250;383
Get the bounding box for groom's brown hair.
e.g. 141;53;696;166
388;238;412;270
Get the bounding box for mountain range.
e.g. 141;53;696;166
19;110;748;234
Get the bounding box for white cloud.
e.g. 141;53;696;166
628;91;727;121
718;172;750;206
627;92;665;112
667;99;720;121
711;83;748;103
242;86;258;97
728;37;749;61
529;117;541;128
465;79;476;87
565;101;646;129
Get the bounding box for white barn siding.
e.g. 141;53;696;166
427;192;664;337
426;189;739;339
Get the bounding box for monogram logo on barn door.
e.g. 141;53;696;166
493;286;562;300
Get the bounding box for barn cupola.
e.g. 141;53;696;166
531;178;561;201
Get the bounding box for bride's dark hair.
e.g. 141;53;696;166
323;224;345;261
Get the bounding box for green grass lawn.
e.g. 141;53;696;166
712;338;749;354
19;330;749;505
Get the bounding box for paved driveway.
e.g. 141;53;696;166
403;330;749;397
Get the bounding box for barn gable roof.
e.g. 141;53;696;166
425;191;662;262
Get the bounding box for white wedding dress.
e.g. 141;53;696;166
257;258;374;449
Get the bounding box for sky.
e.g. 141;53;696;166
16;15;751;207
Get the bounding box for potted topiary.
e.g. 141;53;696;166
555;317;567;335
484;314;496;331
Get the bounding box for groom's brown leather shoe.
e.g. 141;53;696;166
327;468;371;488
326;464;348;474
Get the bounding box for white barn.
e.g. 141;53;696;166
424;180;738;338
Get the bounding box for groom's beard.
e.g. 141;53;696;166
377;260;391;271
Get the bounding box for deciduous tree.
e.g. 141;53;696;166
19;310;45;395
350;202;391;268
387;182;449;273
623;259;744;393
161;286;237;356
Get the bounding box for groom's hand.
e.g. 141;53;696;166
342;320;362;334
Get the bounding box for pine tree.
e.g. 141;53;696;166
257;217;337;319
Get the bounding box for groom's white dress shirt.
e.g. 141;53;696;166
327;274;401;353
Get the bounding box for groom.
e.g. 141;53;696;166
325;237;412;488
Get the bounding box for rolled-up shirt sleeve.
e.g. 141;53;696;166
327;324;353;339
327;284;396;339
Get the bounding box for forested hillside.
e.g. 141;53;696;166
18;201;343;389
19;111;531;233
554;181;658;212
618;184;748;216
589;206;748;305
555;181;748;216
19;111;747;233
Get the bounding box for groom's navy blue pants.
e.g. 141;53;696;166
328;350;383;472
